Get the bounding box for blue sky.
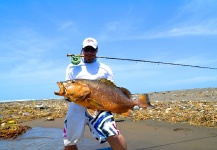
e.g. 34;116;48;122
0;0;217;101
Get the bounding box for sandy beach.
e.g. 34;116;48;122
21;117;217;150
1;87;217;149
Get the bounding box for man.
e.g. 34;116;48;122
63;37;127;150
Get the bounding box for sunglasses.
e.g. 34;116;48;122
83;48;97;53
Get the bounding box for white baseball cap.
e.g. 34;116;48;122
82;37;98;49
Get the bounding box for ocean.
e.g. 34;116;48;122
0;98;58;103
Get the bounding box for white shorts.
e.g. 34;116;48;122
63;102;120;146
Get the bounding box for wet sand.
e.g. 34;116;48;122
22;117;217;150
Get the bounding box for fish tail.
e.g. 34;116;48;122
137;94;155;108
121;110;133;117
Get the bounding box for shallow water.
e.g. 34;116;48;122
0;127;111;150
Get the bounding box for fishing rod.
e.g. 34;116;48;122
67;54;217;70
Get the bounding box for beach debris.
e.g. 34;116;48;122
173;128;192;132
46;117;54;121
133;106;140;110
129;99;217;128
1;123;6;128
0;118;31;139
54;79;154;117
35;104;45;109
165;108;172;113
8;120;15;124
0;99;68;139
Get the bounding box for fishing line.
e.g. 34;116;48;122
67;54;217;70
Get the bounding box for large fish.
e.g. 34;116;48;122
54;79;154;117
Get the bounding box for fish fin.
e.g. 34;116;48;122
87;98;104;109
86;109;99;118
121;110;133;117
98;78;116;87
98;79;132;98
66;95;85;103
119;87;132;99
137;94;155;108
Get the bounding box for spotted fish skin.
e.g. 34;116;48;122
54;79;154;116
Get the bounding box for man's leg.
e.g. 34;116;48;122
106;134;127;150
63;103;86;150
86;110;127;149
64;145;78;150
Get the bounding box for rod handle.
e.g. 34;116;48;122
67;54;73;57
67;54;84;57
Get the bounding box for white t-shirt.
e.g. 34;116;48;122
65;58;114;82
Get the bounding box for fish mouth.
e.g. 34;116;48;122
54;82;65;96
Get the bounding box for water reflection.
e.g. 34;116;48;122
0;127;111;150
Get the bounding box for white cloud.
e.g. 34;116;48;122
100;0;217;40
180;0;217;15
138;18;217;39
167;19;217;36
59;21;75;31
